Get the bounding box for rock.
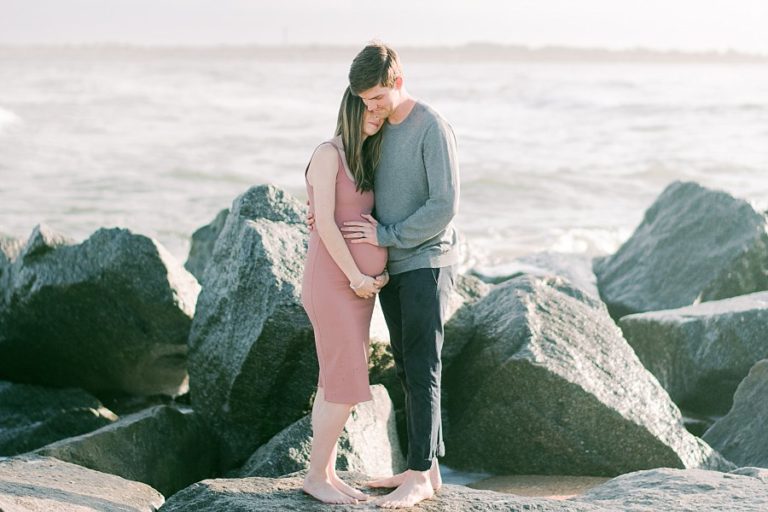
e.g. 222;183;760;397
0;454;164;511
185;208;229;282
0;234;23;285
97;392;183;417
34;404;219;497
188;184;316;470
702;359;768;468
158;471;605;511
574;467;768;511
0;380;117;456
730;466;768;483
453;272;492;306
442;274;492;370
0;224;200;397
472;251;599;297
367;339;407;451
234;385;404;478
594;181;768;318
443;274;732;476
619;292;768;415
0;234;23;260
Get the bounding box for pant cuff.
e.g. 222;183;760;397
407;457;434;472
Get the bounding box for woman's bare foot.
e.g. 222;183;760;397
367;459;442;491
303;474;358;504
330;471;370;500
375;470;434;509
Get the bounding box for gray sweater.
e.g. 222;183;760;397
374;100;460;275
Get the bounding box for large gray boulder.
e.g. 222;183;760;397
158;471;605;511
702;359;768;467
0;454;164;511
188;184;316;470
443;274;732;476
0;380;117;456
574;467;768;511
594;181;768;318
34;404;218;497
0;224;200;397
234;384;404;478
185;207;229;282
619;292;768;415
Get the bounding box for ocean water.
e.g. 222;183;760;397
2;47;768;271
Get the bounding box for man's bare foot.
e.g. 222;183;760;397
330;471;369;500
367;459;442;491
375;470;434;509
303;474;358;504
431;459;442;491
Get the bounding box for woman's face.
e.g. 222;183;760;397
362;109;383;137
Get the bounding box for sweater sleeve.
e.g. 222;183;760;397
376;119;460;249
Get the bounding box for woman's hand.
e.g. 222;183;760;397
374;269;389;288
350;274;379;299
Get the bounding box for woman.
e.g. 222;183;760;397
301;87;389;505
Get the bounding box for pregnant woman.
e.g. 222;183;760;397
301;86;389;504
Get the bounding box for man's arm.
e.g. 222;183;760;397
376;119;459;249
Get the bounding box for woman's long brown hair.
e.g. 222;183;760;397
335;86;383;192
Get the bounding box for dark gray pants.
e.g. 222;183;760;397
379;265;456;471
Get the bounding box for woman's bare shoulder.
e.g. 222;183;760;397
307;142;339;184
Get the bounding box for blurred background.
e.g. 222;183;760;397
2;0;767;272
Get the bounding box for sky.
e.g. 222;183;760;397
2;0;768;54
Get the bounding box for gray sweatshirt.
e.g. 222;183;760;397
374;100;460;275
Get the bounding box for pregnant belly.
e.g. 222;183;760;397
348;241;388;276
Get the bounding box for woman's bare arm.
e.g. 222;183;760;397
307;144;378;296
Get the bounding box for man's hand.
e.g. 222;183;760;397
306;202;316;231
341;214;380;246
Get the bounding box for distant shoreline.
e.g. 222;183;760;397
1;43;767;63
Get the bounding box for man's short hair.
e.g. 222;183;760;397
349;41;402;95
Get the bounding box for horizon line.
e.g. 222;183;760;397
2;42;767;62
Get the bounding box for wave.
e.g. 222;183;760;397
0;106;21;132
548;227;632;256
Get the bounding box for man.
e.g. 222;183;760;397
340;41;461;509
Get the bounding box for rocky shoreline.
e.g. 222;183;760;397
1;180;768;511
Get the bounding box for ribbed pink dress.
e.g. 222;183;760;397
301;140;388;404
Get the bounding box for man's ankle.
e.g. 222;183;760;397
405;468;430;480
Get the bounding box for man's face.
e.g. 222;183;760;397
357;83;398;119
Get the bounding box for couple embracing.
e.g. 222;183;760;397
301;41;460;509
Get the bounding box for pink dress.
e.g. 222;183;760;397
301;140;388;404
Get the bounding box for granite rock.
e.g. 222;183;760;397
0;454;164;511
188;184;316;470
0;224;200;397
619;292;768;414
443;274;732;476
594;181;768;318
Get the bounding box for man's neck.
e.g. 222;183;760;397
387;92;416;125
